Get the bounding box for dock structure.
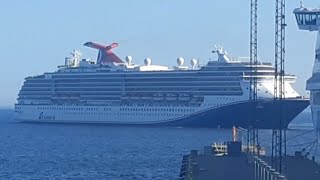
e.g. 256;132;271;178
179;142;320;180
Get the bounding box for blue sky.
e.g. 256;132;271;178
0;0;319;108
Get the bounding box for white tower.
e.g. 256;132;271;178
294;5;320;139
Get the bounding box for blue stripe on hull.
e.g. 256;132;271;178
159;99;309;129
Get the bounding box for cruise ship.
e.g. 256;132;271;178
14;42;309;128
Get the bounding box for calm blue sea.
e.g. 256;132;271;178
0;108;317;180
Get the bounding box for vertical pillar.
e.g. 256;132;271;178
261;162;268;180
192;163;199;178
272;172;280;180
268;169;276;180
265;166;272;180
258;159;263;180
255;158;258;180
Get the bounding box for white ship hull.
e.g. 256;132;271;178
15;104;196;124
15;96;239;124
15;98;309;129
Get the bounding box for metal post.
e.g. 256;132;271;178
265;166;272;180
248;0;259;155
261;162;268;180
268;168;276;180
273;172;280;180
272;0;286;174
255;159;258;180
257;160;261;180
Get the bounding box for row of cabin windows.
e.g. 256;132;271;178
16;110;23;114
36;106;195;113
216;97;236;100
51;78;241;83
57;112;188;116
37;107;110;111
120;108;194;112
124;88;242;91
16;108;193;116
20;87;242;92
20;92;243;97
27;72;281;80
38;107;84;111
51;82;241;87
203;66;273;71
26;78;242;84
41;66;272;75
22;84;248;91
51;70;274;78
18;92;243;101
53;73;242;78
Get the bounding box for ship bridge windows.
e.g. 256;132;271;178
295;13;318;25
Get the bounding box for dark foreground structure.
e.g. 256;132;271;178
179;143;320;180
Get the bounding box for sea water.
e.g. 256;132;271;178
0;108;317;179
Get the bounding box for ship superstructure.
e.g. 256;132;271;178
294;4;320;138
14;42;309;128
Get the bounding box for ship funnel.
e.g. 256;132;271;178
213;46;231;63
83;41;124;64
